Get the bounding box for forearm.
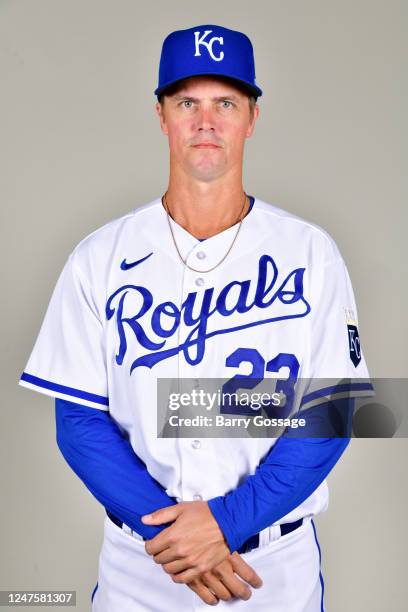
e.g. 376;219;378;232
55;398;177;539
207;398;353;553
208;435;349;552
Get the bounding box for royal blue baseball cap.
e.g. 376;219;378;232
154;24;263;99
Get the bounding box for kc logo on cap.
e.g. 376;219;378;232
154;24;263;99
194;30;225;62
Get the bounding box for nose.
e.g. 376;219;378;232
196;105;216;132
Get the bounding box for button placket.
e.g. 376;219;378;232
176;265;197;501
176;252;219;504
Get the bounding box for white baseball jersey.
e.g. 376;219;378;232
19;196;373;524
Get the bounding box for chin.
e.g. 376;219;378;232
187;159;227;182
190;167;226;182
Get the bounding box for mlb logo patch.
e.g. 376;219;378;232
347;324;361;367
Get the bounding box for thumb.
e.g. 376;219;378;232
141;504;182;525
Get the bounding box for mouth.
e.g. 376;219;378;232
192;143;220;149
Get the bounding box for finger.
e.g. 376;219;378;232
162;558;190;575
144;525;174;555
201;572;232;602
168;548;230;583
187;580;219;606
170;567;203;584
213;567;251;601
141;504;181;525
230;552;263;588
153;548;178;565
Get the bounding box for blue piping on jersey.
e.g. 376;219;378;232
91;581;98;603
20;372;109;406
301;382;374;408
311;519;325;612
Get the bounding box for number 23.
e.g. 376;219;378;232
221;348;299;418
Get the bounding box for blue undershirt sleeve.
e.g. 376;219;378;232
55;398;177;539
56;394;353;551
207;398;354;553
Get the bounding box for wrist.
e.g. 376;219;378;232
207;496;239;553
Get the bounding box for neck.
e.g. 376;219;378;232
163;176;248;240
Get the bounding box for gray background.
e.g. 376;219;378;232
1;0;407;610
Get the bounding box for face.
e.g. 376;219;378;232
156;76;259;183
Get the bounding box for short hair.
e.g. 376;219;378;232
157;76;257;118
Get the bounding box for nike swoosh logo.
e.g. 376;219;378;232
120;252;153;270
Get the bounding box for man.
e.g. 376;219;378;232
19;24;373;610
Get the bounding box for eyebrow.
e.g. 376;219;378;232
172;94;241;102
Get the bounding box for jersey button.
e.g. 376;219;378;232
196;251;206;260
195;277;204;286
193;494;203;501
191;439;201;449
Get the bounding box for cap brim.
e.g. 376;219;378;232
154;72;262;98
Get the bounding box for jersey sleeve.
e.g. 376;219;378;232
300;253;375;411
18;249;109;411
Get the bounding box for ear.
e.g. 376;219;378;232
246;104;260;138
156;102;169;135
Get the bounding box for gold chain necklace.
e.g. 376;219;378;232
162;191;248;273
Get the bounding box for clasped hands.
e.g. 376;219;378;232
141;500;262;606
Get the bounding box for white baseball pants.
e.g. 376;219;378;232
91;514;325;611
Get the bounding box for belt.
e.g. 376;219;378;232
105;509;303;554
237;518;304;553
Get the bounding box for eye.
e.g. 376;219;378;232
220;100;233;109
181;100;194;108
